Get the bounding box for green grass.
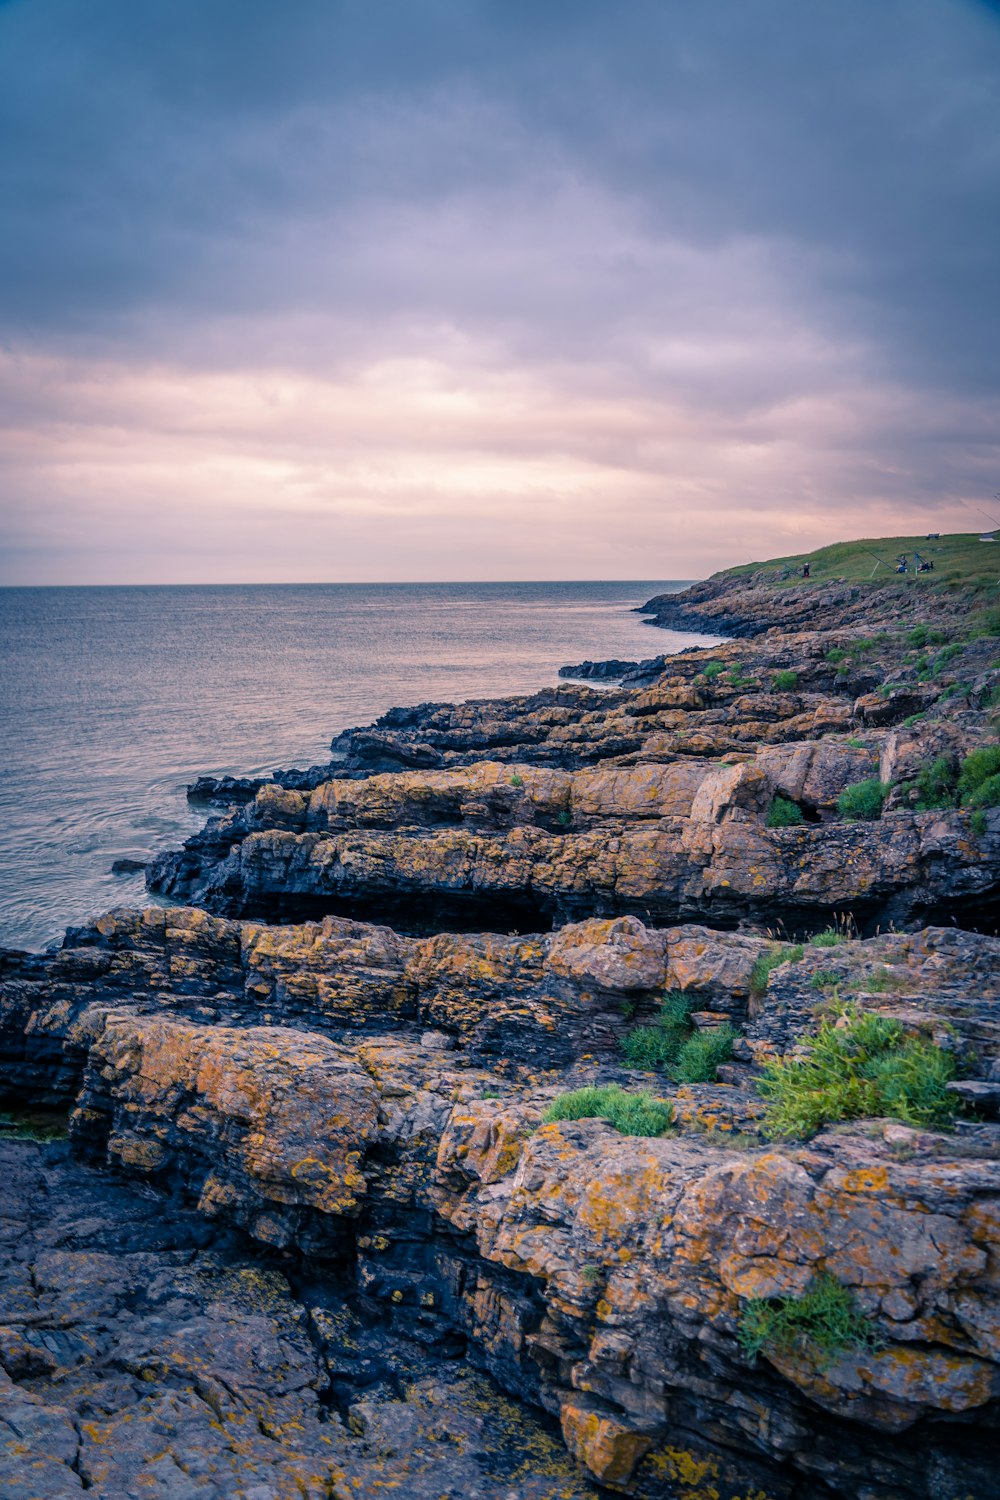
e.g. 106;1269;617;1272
810;969;842;990
771;670;799;691
957;744;1000;802
910;744;1000;813
767;795;805;828
509;771;525;788
968;775;1000;811
837;778;887;821
738;1273;879;1368
749;944;804;997
913;753;958;810
809;926;850;948
756;1005;958;1139
864;966;907;993
724;531;1000;595
0;1108;69;1141
622;995;736;1084
701;661;725;680
542;1085;673;1137
672;1026;737;1083
621;992;692;1071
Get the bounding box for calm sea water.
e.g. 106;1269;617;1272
0;581;715;951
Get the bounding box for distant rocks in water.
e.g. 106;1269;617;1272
560;655;669;686
187;773;268;804
559;657;639;680
187;764;334;806
110;857;147;876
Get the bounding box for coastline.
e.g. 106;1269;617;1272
2;543;999;1499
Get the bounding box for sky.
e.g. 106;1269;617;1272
1;0;999;584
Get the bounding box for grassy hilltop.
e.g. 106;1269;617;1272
725;531;1000;595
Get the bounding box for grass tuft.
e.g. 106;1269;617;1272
738;1272;880;1368
749;944;804;997
542;1085;673;1137
672;1026;737;1083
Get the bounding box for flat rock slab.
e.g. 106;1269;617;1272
0;1139;601;1500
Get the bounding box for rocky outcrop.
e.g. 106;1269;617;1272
147;757;999;933
6;548;1000;1498
638;570;992;640
2;907;1000;1497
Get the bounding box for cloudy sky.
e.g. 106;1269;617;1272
2;0;999;583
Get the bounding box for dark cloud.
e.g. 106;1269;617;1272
0;0;998;581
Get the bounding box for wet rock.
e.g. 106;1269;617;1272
0;1140;600;1500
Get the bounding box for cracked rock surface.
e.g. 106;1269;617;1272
0;1139;602;1500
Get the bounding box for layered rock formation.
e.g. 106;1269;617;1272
3;558;1000;1498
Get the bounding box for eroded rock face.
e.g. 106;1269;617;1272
148;788;998;934
2;907;1000;1498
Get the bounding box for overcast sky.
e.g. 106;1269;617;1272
1;0;999;583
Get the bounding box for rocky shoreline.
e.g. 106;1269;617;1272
2;557;999;1498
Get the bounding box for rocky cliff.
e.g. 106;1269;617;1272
3;549;999;1499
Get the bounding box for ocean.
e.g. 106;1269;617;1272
0;580;714;951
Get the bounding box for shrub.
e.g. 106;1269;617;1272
672;1026;736;1083
772;670;799;692
810;969;842;990
967;773;1000;811
971;810;988;837
701;661;726;680
726;664;747;686
557;809;573;827
738;1272;879;1368
749;944;804;997
913;754;958;811
957;744;1000;804
907;624;928;648
621;992;692;1071
767;796;805;828
542;1085;673;1137
757;1005;958;1138
837;778;887;821
825;647;846;664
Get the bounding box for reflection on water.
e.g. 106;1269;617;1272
0;580;717;951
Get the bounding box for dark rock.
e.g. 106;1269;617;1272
0;1140;602;1500
559;657;640;680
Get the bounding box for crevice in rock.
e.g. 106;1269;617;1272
238;889;557;936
